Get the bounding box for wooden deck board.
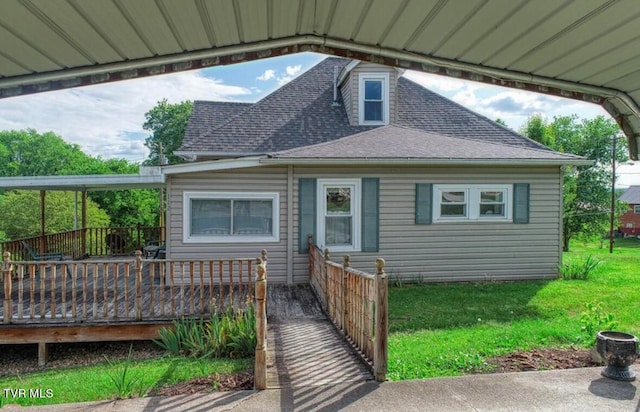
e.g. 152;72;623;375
1;259;250;324
266;285;373;389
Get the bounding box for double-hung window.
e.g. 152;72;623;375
634;205;640;214
183;192;279;243
358;73;389;125
317;179;361;251
434;185;511;221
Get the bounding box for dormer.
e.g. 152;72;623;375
338;61;400;126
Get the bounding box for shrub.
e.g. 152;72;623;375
580;301;618;344
559;255;600;280
153;303;256;359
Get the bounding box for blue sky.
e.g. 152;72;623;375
0;51;638;185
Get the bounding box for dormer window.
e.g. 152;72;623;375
358;73;389;125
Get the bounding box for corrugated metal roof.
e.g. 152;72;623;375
1;0;639;158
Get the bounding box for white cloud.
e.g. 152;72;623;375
277;65;303;85
0;71;252;161
403;71;468;92
285;65;302;76
403;69;609;131
256;69;276;81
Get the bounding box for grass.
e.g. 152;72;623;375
0;356;251;407
388;237;640;380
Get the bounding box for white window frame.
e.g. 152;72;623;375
317;179;361;252
358;73;390;125
434;184;512;222
634;205;640;214
183;191;280;243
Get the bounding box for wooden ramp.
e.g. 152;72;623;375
266;285;373;389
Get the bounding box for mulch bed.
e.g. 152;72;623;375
483;347;603;373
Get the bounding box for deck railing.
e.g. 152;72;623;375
1;250;256;324
308;236;388;382
2;226;165;260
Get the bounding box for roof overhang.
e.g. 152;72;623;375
1;1;640;159
260;157;592;167
0;169;165;191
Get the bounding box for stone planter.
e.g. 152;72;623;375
596;331;638;381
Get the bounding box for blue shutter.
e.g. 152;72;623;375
513;183;530;224
415;183;433;224
361;178;379;252
298;178;317;253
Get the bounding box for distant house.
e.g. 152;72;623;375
619;186;640;237
164;57;586;284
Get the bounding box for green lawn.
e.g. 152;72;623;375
388;238;640;380
0;355;251;407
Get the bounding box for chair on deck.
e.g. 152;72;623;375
20;240;70;276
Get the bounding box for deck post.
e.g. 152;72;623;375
254;256;267;390
3;251;12;323
374;258;388;382
134;250;143;320
342;255;350;332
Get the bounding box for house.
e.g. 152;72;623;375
163;57;586;284
618;186;640;237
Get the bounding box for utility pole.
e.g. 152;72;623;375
609;135;617;254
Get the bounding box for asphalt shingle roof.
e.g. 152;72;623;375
179;57;559;156
269;125;583;162
182;101;252;150
620;186;640;204
179;57;376;153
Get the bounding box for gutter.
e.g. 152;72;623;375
260;157;593;167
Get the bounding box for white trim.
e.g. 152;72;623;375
163;157;264;175
434;184;513;222
358;73;389;125
183;191;280;243
317;179;361;252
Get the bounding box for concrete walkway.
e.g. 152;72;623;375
8;365;640;411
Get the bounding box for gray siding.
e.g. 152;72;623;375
168;164;563;285
292;165;562;284
167;166;289;283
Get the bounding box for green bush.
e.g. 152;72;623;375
580;301;619;344
153;303;256;359
559;255;600;280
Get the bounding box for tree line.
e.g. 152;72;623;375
519;114;628;251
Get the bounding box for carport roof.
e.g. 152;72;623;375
1;1;640;158
0;168;164;191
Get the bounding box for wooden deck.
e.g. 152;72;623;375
266;285;373;388
1;257;252;325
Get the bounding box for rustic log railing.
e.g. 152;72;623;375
254;251;268;390
1;250;255;324
2;225;165;260
308;236;388;382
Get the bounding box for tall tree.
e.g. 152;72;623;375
143;99;193;165
519;114;554;148
521;115;627;251
0;129;159;236
0;191;110;240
